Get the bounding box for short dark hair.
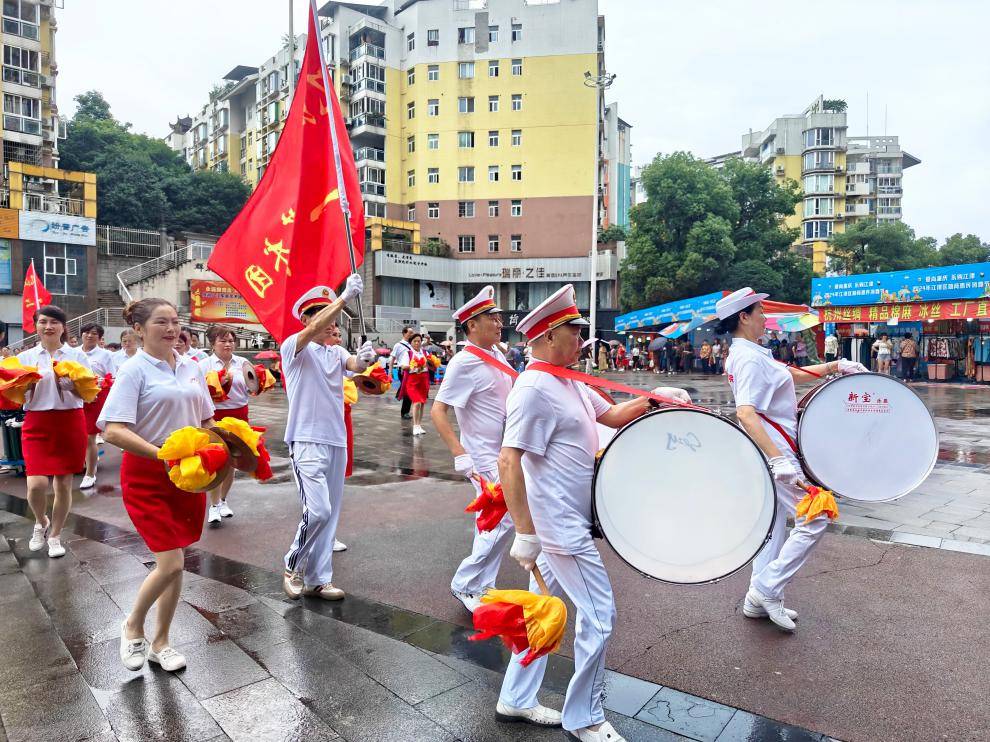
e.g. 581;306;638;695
178;331;190;343
206;325;236;345
409;332;422;342
35;305;69;342
80;322;105;338
402;325;415;335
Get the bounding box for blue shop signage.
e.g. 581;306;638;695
615;291;725;331
812;262;990;307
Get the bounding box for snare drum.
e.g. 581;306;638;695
593;408;776;585
797;373;937;502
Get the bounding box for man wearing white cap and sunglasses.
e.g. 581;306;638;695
717;287;867;631
496;284;691;740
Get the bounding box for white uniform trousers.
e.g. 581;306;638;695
499;542;616;732
284;442;346;588
750;450;828;600
450;467;515;595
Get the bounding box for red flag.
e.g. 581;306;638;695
207;7;364;342
22;260;51;333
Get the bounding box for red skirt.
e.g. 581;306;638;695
344;402;353;478
84;385;112;436
401;371;430;404
121;452;206;553
22;409;87;476
214;405;249;423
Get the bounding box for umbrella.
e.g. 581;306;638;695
254;350;279;360
660;322;688;339
647;337;666;351
440;340;453;346
773;312;821;333
608;340;620;346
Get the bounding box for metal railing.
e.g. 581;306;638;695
116;242;213;302
9;308;113;353
350;112;385;129
97;224;167;259
353;146;385;162
23;192;85;216
349;43;385;62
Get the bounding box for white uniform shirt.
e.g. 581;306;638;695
198;354;250;409
17;344;91;411
390;339;411;369
186;348;209;363
725;337;797;452
97;350;214;446
435;341;513;473
111;349;138;374
281;331;349;447
83;346;115;378
502;368;611;554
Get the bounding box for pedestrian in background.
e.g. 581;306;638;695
824;332;839;363
700;340;712;374
598;342;609;372
900;334;918;381
794;337;808;367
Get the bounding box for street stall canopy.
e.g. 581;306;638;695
616;291;817;333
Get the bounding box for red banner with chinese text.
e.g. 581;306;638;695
818;299;990;323
189;280;260;325
207;8;364;342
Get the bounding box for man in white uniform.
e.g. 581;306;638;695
281;275;377;601
389;326;415;419
497;284;691;740
431;286;514;613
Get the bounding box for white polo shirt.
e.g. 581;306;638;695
17;344;91;412
502;367;611;555
281;331;349;447
198;353;250;409
725;337;797;452
98;349;214;446
435;341;513;473
186;348;209;363
390;339;411;368
111;349;138;374
83;346;115;378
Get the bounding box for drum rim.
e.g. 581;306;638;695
797;372;939;502
592;406;777;586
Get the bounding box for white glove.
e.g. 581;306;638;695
837;358;869;375
340;273;364;303
651;386;692;404
356;340;376;364
768;456;801;486
454;453;475;478
509;533;542;571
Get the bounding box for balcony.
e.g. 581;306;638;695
359;181;386;198
845;203;872;217
2;17;39;40
877;186;903;196
3;114;41;136
349;112;386;139
845;182;872;196
349;43;385;63
24;192;86;216
3;66;39;88
353;77;385;95
353;146;385;165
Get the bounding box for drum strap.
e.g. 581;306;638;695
756;412;798;454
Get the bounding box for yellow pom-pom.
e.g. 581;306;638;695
214;417;261;456
796;486;839;523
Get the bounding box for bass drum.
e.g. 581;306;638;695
797;373;938;502
593;408;776;585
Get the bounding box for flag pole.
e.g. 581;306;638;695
308;0;367;342
30;258;40;309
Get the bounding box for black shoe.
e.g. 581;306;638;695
401;414;412;420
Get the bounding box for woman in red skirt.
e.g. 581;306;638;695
198;325;250;527
79;321;115;491
400;333;431;436
99;298;215;673
18;305;91;559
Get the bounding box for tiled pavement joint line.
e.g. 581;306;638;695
826;521;990;557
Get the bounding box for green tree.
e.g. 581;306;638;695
934;233;989;266
828;220;937;274
72;90;114;122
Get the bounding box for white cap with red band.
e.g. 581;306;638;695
715;287;769;320
453;285;500;324
292;285;337;320
517;283;589;341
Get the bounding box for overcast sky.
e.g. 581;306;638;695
57;0;988;244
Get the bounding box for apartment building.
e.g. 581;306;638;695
602;102;631;229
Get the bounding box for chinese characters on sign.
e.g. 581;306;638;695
18;212;96;246
819;299;990;323
189;280;260;325
812;262;990;306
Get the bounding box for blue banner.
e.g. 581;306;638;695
811;262;990;307
615;291;725;331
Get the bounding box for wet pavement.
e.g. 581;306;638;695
1;370;989;741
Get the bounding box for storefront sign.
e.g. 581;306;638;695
614;291;725;332
0;240;10;292
812;262;990;306
0;208;18;239
418;280;450;310
376;250;616;283
819;299;990;323
189;279;259;324
18;211;96;246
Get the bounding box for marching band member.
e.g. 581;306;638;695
280;276;376;601
19;305;91;558
199;325;251;526
389;326;415;420
497;285;690;740
717;288;867;632
111;329;139;373
98;298;216;673
431;286;514;613
399;332;431;436
80;321;115;490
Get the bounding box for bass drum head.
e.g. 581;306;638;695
593;409;776;585
798;373;937;502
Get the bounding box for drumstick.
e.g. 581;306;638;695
532;565;550;596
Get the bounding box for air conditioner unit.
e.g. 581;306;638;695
775;147;784;155
835;165;844;172
835;213;845;220
775;165;785;174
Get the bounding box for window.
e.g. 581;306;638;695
511;129;522;146
803;220;833;240
3;92;39;134
407;68;415;85
511;199;522;216
803;174;834;194
407;32;415;51
428;167;439;184
427;202;439;219
458;131;475;148
511;58;522;75
488;60;499;78
407;204;416;221
804;127;834;148
428;98;439;116
511;94;522;111
488;235;500;253
407;135;415;153
458;235;476;253
43;244;80;296
381;276;414;306
407;101;415;119
2;0;39;40
488;200;499;217
489;165;499;182
458;166;475;183
427;29;439;46
458;96;475;114
488;95;499;113
511;164;522;181
511;235;522;252
511;22;522;41
458;201;475;218
488;25;499;42
458;27;475;44
3;44;39;87
427;64;439;81
427;133;439;150
803;197;833;217
802;150;834;171
407;170;416;187
488;130;499;147
458;61;475;79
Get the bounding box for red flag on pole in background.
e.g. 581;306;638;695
208;6;364;342
22;259;51;333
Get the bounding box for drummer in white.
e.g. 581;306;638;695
431;286;514;613
497;284;690;740
717;288;867;631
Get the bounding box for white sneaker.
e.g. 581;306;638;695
743;588;798;621
565;721;625;741
218;501;234;518
451;590;482;613
96;434;105;445
333;539;347;552
495;701;562;727
47;537;66;558
148;646;186;672
207;505;222;527
28;519;50;551
282;569;303;600
412;425;425;436
80;475;97;490
119;619;148;671
745;588;796;632
301;583;345;601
